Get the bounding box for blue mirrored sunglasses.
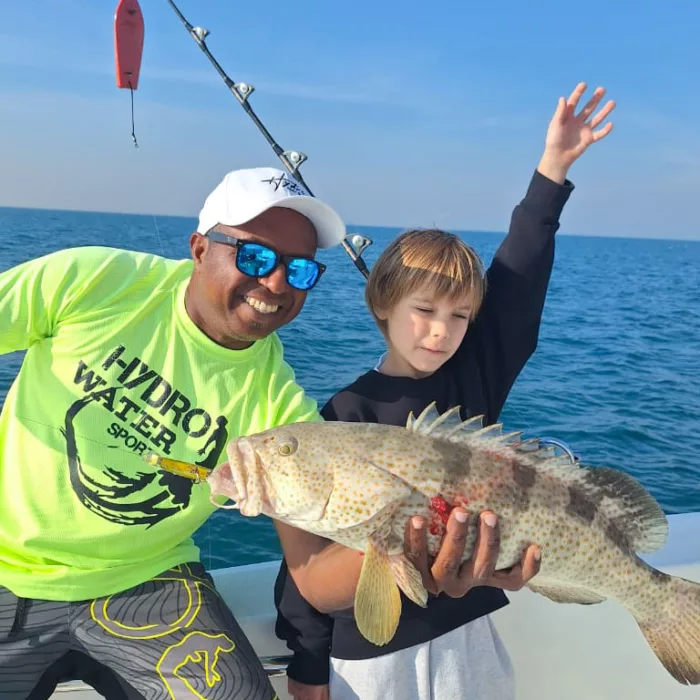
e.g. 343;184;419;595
206;230;326;291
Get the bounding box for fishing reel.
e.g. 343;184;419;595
339;233;374;279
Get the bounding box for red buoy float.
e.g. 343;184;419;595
114;0;144;89
114;0;144;147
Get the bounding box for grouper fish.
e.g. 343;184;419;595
175;403;700;685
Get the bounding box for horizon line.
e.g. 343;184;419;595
0;204;698;245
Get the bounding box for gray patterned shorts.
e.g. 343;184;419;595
0;563;277;700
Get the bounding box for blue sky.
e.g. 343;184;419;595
0;0;699;239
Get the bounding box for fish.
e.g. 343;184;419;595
184;403;700;685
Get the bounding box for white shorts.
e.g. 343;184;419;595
329;615;514;700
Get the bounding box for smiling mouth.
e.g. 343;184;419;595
244;296;280;314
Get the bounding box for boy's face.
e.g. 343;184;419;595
378;287;473;378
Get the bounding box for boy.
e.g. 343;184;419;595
275;82;615;700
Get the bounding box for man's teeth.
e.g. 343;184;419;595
245;297;279;314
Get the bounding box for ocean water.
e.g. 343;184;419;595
1;206;699;570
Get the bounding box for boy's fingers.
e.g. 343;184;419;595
589;99;616;129
578;86;606;120
554;96;567;124
592;122;614;142
566;81;588;108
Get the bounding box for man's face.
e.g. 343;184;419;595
187;207;318;350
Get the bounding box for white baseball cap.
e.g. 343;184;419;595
196;166;346;249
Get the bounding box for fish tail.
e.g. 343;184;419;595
635;570;700;685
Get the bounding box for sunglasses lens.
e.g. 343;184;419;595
237;243;277;277
287;258;321;290
235;240;321;290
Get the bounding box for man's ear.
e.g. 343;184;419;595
190;232;209;266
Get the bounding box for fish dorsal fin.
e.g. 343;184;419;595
407;403;569;467
406;402;668;554
407;402;483;439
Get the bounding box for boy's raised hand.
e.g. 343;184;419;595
537;82;616;184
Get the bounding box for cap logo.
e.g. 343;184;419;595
261;174;307;196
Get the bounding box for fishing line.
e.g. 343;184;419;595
16;414;146;462
164;0;374;280
151;214;166;257
128;80;138;149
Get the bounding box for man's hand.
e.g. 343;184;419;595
537;82;615;184
288;679;329;700
404;508;541;597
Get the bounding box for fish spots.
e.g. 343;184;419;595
453;495;470;509
511;460;536;511
649;568;671;585
431;440;471;477
512;461;536;489
566;485;598;524
605;517;632;552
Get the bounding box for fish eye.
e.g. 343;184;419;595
278;437;298;456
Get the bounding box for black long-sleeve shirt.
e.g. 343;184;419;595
274;170;574;684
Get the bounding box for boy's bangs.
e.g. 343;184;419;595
365;228;487;326
400;243;485;311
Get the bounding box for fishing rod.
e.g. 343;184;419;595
164;0;373;279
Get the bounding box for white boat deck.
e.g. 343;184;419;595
54;512;700;699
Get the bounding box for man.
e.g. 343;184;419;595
0;166;346;700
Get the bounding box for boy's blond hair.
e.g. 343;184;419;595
365;229;487;331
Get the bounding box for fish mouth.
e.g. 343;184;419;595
230;437;275;517
223;439;248;508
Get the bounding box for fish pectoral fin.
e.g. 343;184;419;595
527;579;607;605
354;538;402;646
390;554;428;608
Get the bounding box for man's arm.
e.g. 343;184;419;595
0;253;61;355
274;521;363;613
0;246;146;357
467;83;615;419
